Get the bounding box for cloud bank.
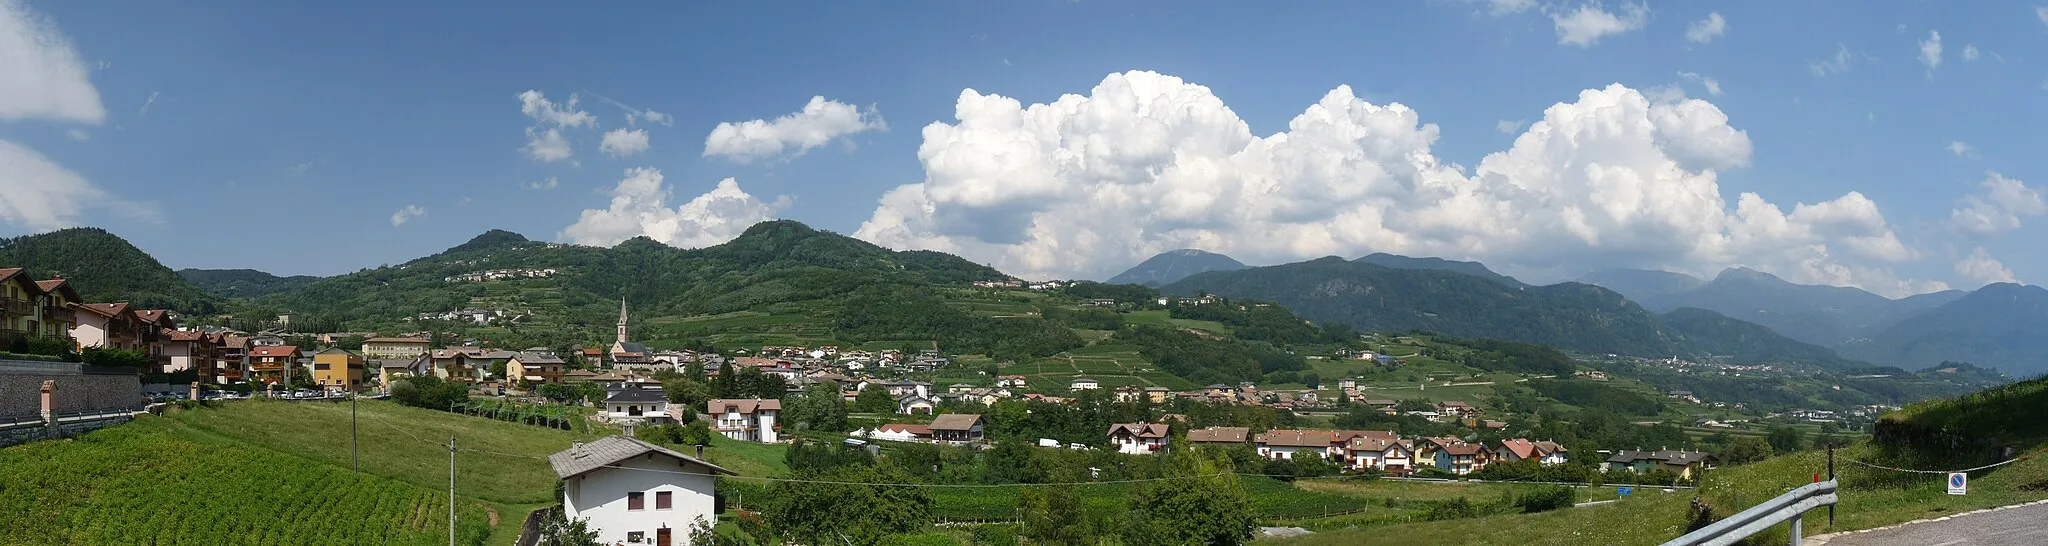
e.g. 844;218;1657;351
854;70;1937;296
560;168;790;248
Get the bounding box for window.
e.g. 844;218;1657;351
655;491;672;510
626;531;644;543
627;491;644;510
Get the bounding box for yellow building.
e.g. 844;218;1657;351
312;347;366;392
0;269;82;347
362;337;430;359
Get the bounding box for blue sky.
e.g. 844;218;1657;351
1;1;2044;296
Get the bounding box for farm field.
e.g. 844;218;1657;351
0;414;498;545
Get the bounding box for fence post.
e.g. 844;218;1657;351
1789;516;1802;546
1826;447;1835;528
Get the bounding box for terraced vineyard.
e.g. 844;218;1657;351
0;417;495;545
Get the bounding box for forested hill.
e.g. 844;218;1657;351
1105;249;1245;286
0;228;221;314
177;269;323;298
245;220;1014;326
1162;257;1852;365
1353;252;1522;286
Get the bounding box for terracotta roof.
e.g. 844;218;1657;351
1256;429;1337;448
1347;436;1410;454
1108;423;1170;439
1441;442;1487;456
548;435;733;479
1497;438;1537;459
1333;430;1398;444
708;399;782;414
1533;440;1568;455
34;278;71;295
249;346;299;357
73;302;131;318
877;423;930;436
1187;426;1250;443
164;329;206;342
0;268;19;283
133;309;170;324
928;413;984;431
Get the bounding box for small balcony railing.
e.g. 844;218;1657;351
41;306;74;323
0;299;33;315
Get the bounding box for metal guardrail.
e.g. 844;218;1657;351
1663;479;1837;546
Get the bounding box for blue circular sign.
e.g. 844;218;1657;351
1950;474;1966;487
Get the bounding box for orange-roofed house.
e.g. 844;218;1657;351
249;345;302;385
161;329;211;373
0;269;84;348
1108;423;1170;455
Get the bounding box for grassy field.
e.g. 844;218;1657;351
0;412;499;545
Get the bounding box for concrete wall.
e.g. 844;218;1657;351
0;360;142;418
0;414;134;448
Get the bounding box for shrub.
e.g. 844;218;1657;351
1415;467;1456;479
80;347;151;367
1513;486;1576;513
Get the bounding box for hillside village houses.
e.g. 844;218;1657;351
704;399;780;443
361;336;430;359
1107;423;1170;454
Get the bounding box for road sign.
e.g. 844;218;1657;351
1948;472;1968;495
1617;486;1633;496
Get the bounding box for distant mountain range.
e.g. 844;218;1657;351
1105;249;1245;286
1838;283;2048;374
1585;267;1967;348
1354;253;1522;286
1159;256;1855;366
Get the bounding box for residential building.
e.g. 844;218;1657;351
1186;426;1250;447
507;351;567;385
311;347;366;391
209;334;250;384
1345;436;1416;475
705;399;780;443
549;435;736;546
69;302;144;352
0;270;82;347
1602;450;1717;480
372;358;418;386
1436;401;1479;418
895;393;935;415
928;414;985;443
1255;430;1337;460
1533;440;1569;465
1107;423;1170;455
995;375;1028;388
603;383;669;424
160;329;210;373
428;347;488;382
249;345;301;385
362;337;430;359
1493;438;1568;466
1427;441;1490;475
1069;377;1100;391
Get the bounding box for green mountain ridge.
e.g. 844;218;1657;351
1162;256;1855;366
1104;249;1246;286
1840;282;2048;376
1354;252;1522;286
0;228;221;314
177;268;324;298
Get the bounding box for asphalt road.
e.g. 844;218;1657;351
1817;501;2048;546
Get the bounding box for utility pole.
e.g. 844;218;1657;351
1826;446;1836;528
449;435;456;546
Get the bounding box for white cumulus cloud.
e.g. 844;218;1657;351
1685;12;1726;44
1947;140;1976;158
560;168;791;248
854;71;1934;296
0;0;104;124
1955;247;2017;285
1678;72;1722;95
1550;2;1649;47
390;205;425;227
1948;171;2046;238
517;90;595;163
525;177;559;191
1962;45;1980;61
1919;30;1943;71
1495;119;1523;134
702;96;886;163
0;140;113;230
600;128;650;158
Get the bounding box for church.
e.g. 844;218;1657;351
608;299;657;370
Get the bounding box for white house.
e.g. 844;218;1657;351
1107;423;1169;455
1069;377;1100;391
896;393;936;415
603;384;670;424
705;399;780;443
550;435;736;546
1253;430;1338;460
1346;436;1415;475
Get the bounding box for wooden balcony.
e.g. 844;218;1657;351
41;306;74;323
0;299;32;315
